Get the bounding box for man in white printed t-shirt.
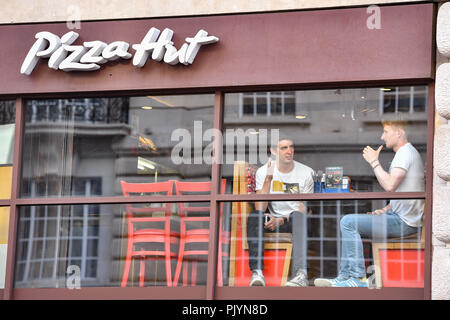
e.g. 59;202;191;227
314;120;425;288
247;138;314;287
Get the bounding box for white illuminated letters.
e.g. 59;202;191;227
132;27;162;67
184;30;220;64
80;41;108;64
59;45;100;72
102;41;132;61
48;31;79;70
20;27;219;75
20;31;61;75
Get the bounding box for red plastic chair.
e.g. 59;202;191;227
120;180;178;287
173;179;229;286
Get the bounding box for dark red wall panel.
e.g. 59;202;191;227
0;4;434;95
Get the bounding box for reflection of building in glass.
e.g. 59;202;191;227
15;202;102;288
224;87;428;189
0;100;15;125
240;92;296;116
0;100;15;165
17;95;216;287
380;86;428;114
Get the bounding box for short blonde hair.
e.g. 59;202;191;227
381;119;410;138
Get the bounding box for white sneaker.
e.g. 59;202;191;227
285;270;308;287
314;276;347;287
249;271;265;286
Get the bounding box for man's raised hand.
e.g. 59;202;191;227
266;157;275;178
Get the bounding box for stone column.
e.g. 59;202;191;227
433;1;450;300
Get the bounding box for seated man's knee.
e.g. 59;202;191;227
247;210;264;230
249;210;264;216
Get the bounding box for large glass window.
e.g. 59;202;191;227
21;95;214;198
14;199;219;288
221;199;424;289
12;86;429;295
218;86;427;290
222;87;428;194
240;92;296;116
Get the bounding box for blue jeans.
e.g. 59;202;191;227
247;210;308;275
338;210;418;279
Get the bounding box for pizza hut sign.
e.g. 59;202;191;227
20;27;219;75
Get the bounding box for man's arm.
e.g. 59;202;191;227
254;158;274;213
368;203;391;215
373;165;406;192
254;158;286;230
254;177;272;212
363;145;407;192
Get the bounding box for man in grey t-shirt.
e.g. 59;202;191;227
314;120;424;288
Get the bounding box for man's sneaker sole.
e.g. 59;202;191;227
332;277;368;287
249;278;265;286
314;277;349;287
285;280;308;287
314;278;335;287
250;280;265;286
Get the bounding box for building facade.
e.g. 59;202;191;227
0;0;448;300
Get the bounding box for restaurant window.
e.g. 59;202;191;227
21;94;214;198
221;199;424;288
15;204;105;288
223;87;428;194
14;199;219;288
12;86;429;292
220;86;427;288
15;94;218;289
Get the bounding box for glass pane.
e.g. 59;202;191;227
15;198;216;288
221;199;425;289
397;93;410;113
0;100;15;166
0;207;9;289
21;95;214;198
222;86;427;194
256;97;267;115
0;100;15;201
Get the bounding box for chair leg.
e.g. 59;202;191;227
217;259;223;287
139;257;146;287
191;261;197;286
121;255;132;287
173;237;186;286
183;261;189;286
121;238;134;287
164;236;173;287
